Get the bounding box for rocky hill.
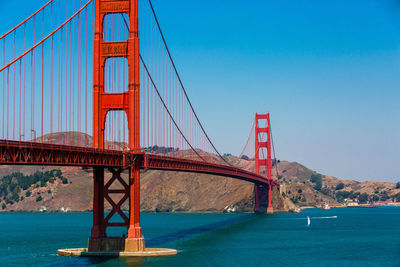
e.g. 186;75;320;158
0;132;398;213
0;164;295;213
275;161;400;207
0;132;296;213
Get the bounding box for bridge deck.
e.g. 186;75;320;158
0;140;278;187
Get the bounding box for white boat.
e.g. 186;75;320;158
321;203;330;210
306;216;310;226
39;206;47;213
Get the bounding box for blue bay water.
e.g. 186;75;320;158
0;207;399;266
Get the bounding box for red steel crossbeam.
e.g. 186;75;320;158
146;154;278;187
0;140;278;188
103;168;130;227
0;140;124;167
254;113;274;213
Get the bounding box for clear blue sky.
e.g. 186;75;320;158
1;0;399;182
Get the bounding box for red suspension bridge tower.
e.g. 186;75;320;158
90;0;144;252
0;0;281;257
254;113;274;214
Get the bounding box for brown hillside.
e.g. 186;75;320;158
0;132;295;213
1;132;396;212
0;165;294;213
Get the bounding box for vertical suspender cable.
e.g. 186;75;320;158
76;2;80;146
41;10;45;143
85;6;88;143
65;0;69;143
2;39;5;139
19;58;22;141
13;32;16;140
269;120;280;181
23;25;26;141
50;2;54;142
32;15;36;141
6;69;9;140
147;0;230;165
59;3;62;143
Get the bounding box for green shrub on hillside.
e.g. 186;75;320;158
240;155;249;160
359;193;369;204
336;190;360;201
380;193;390;201
291;196;299;204
0;170;63;200
310;174;323;191
371;195;379;202
320;187;331;196
335;183;345;190
8;192;19;203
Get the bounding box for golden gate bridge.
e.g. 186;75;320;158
0;0;279;256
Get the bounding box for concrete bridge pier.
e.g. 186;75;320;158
254;183;274;214
59;165;176;257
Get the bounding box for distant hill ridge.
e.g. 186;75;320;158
0;132;398;212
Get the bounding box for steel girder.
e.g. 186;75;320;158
0;140;279;188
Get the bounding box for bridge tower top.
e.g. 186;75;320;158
93;0;140;152
255;113;272;180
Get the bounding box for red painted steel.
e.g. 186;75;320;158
104;168;130;228
0;0;281;245
0;140;279;188
92;0;142;240
254;113;274;213
0;140;124;167
92;167;105;238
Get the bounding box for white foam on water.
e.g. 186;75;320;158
276;216;338;221
310;216;338;219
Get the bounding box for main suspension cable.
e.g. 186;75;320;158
269;120;280;181
0;0;54;40
0;0;93;73
146;0;230;166
231;118;255;165
140;54;206;162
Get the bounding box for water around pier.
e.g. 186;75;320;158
0;207;399;266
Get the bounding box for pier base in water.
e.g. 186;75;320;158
57;247;177;257
87;237;145;252
254;184;274;214
58;237;177;257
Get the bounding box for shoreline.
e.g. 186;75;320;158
0;209;291;214
1;206;397;214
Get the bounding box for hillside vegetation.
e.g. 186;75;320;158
0;132;398;212
276;161;400;206
0;170;67;209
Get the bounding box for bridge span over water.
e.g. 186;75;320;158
0;0;279;255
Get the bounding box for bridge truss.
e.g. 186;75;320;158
0;0;279;253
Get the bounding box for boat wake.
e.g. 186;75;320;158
310;216;338;219
281;216;338;221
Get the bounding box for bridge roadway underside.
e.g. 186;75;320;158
0;140;278;187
